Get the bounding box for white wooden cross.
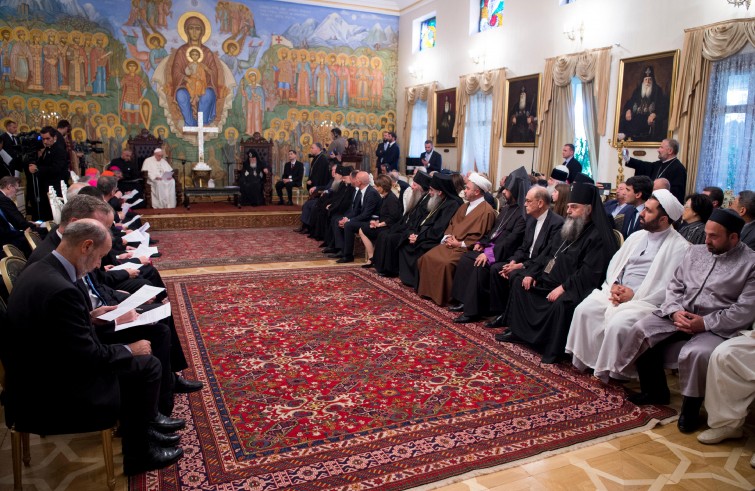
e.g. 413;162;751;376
182;112;219;163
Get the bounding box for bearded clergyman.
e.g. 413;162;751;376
619;65;668;142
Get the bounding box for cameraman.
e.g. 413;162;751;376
0;120;21;178
57;120;80;175
27;126;69;221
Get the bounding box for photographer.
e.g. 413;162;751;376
27;126;70;221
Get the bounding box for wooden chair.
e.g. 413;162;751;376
239;135;274;205
2;244;26;260
129;129;182;208
613;229;624;248
23;230;42;251
0;264;116;491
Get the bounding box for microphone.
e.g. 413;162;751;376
86;139;103;144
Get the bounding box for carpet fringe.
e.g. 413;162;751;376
408;415;678;491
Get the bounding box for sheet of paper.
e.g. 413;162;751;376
128;198;144;207
123;190;138;200
115;303;172;331
161;170;173;180
123;214;141;228
123;230;146;243
109;262;145;271
138;222;150;233
97;285;165;321
121;203;132;215
130;244;159;258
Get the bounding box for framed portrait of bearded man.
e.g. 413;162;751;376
503;74;541;147
614;50;679;147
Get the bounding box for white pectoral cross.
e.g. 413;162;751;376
182;112;219;163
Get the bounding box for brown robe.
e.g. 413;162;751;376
417;200;497;306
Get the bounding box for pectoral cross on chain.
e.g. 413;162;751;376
182;112;219;164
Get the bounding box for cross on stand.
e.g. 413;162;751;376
182;112;219;165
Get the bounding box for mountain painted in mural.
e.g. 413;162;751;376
283;12;398;49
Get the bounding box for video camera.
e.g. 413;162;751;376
15;131;44;165
74;139;105;155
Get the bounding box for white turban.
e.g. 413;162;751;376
652;189;684;221
468;172;492;193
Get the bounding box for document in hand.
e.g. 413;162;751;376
123;190;138;200
115;303;172;331
97;285;165;321
109;262;145;272
123;214;142;228
161;170;173;180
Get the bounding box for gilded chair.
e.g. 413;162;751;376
2;244;26;260
0;256;26;295
23;230;42;251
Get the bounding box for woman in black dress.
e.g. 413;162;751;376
239;150;268;206
359;174;402;267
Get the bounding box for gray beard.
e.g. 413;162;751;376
641;84;653;99
561;215;588;242
404;188;424;214
330;179;341;191
519;95;527;110
426;194;443;213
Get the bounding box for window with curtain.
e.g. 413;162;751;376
478;0;504;33
461;91;493;174
697;50;755;194
408;99;429;157
571;77;592;177
419;17;436;51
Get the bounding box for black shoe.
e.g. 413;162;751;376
319;242;328;248
151;413;186;434
174;376;203;393
495;331;522;343
151;252;162;258
678;396;703;433
147;427;181;447
327;253;343;258
627;391;670;406
361;262;374;268
453;314;479;324
293;227;306;233
286;200;294;206
336;256;354;263
323;248;339;254
447;303;464;312
277;200;285;205
149;239;160;245
484;314;506;328
123;444;184;476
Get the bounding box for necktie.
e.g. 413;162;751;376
0;207;16;231
85;274;106;305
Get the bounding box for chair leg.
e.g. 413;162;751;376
11;429;22;490
21;432;30;466
101;429;116;491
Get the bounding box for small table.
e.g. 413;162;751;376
183;186;241;209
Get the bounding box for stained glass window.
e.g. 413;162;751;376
419;17;436;51
479;0;504;33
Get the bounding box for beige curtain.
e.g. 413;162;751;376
669;18;755;195
537;47;611;175
401;82;436;173
453;67;506;184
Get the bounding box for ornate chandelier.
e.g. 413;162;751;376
727;0;751;9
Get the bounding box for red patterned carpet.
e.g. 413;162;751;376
131;269;674;491
150;228;325;269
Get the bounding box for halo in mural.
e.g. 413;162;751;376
153;125;170;139
244;67;261;83
92;32;108;47
147;32;166;48
224;127;239;140
371;57;383;69
177;11;212;43
299;133;312;147
222;39;240;55
96;125;111;138
123;58;141;73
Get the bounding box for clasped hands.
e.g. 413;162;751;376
445;235;463;249
500;260;523;279
672;310;705;334
609;283;634;306
521;276;564;302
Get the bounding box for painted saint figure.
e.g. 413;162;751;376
242;69;265;136
120;59;147;126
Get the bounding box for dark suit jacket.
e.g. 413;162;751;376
509;210;565;265
328;183;356;217
280;161;304;187
604;199;631;216
620;205;641;238
421;150;442;173
564;158;582;182
0;192;35;231
308;153;330;188
377;191;402;227
0;132;20;177
741;221;755;251
107;157;140;181
627;157;687;203
5;253;130;434
346;185;381;222
35;142;70;190
379;142;400;171
479;204;526;262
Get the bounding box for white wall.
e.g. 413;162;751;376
396;0;751;182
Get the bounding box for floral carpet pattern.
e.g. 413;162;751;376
131;269;674;491
149;228;324;269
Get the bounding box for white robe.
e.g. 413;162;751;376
565;227;690;380
142;156;176;209
704;330;755;429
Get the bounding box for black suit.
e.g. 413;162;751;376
0;192;35;232
489;210;564;314
107;157;143;193
307;153;330;189
421;150;442;173
564;158;582;182
5;253;161;454
451;204;527;316
380;142;400;172
627;157;687;203
275;160;304;201
29;142;69;220
620;205;641;238
359;192;402;242
334;185;381;258
0;132;20;177
741;221;755;251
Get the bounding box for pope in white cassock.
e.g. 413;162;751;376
141;148;176;209
565;189;689;381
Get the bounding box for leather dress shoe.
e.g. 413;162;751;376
293;227;307;234
336;256;354;263
123;443;184;476
174;376;203;393
151;252;162;258
319;242;328;248
447;303;464;312
484;314;506;328
626;391;670;406
148;427;181;447
286;200;294;206
327;253;343;258
149;239;160;245
453;314;478;324
151;413;186;434
361;262;374;268
495;331;522;343
277;200;286;205
323;247;339;254
678;396;703;433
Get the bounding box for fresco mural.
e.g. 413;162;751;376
0;0;398;177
